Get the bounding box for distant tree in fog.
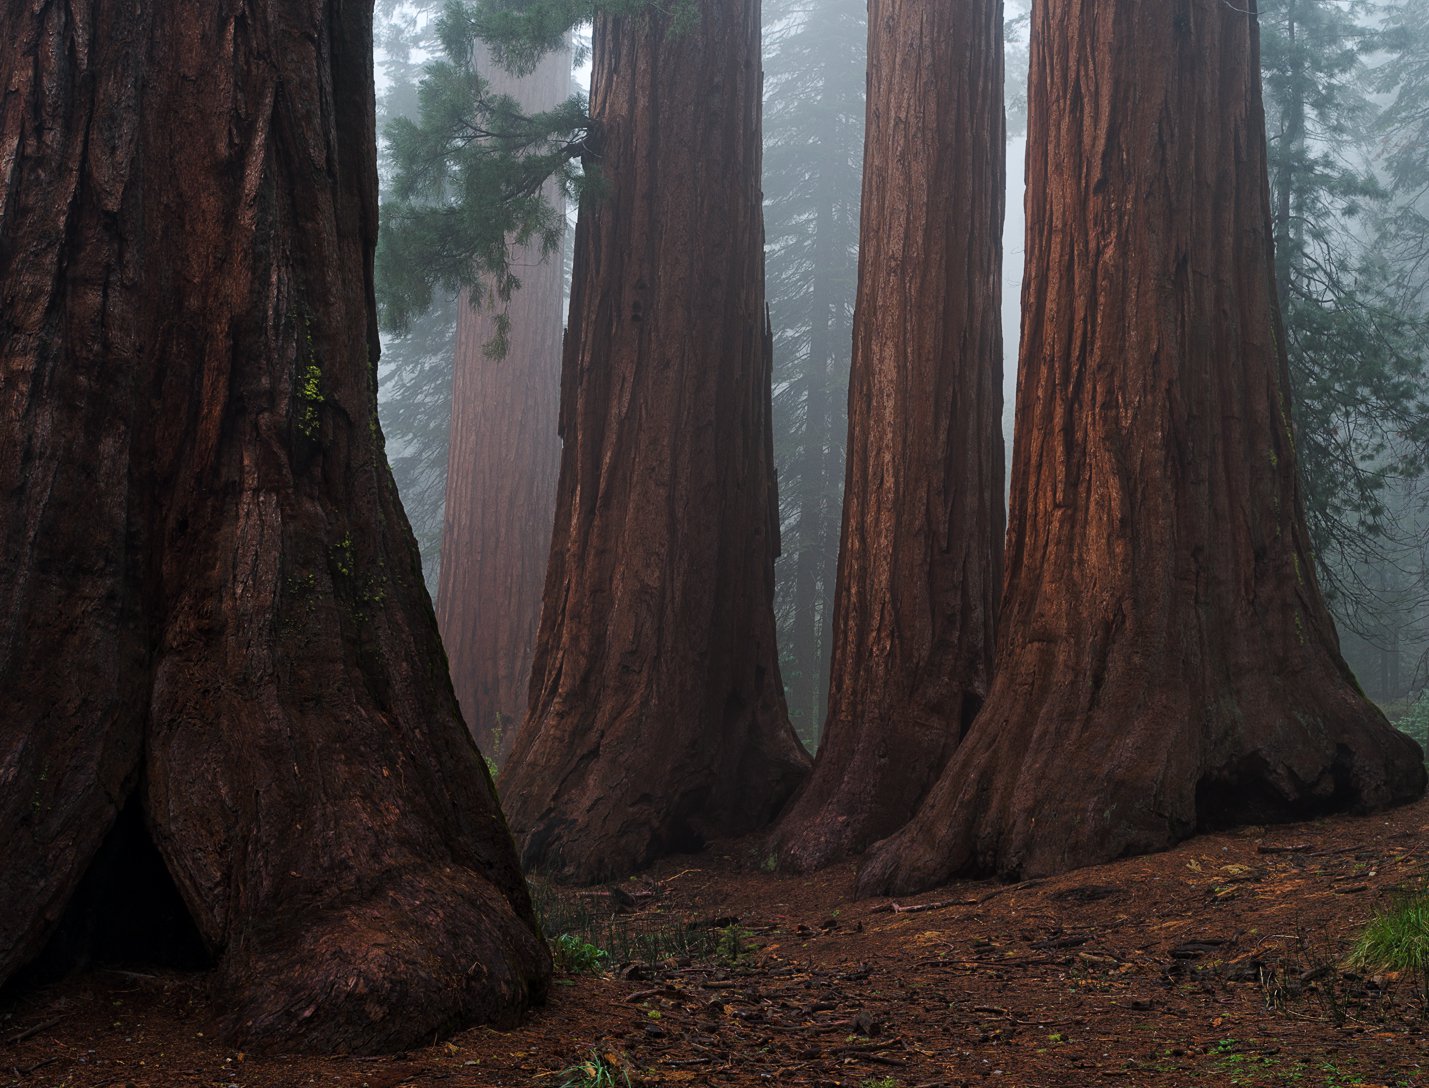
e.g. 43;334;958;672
763;0;865;749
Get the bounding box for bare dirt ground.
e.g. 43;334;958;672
7;799;1429;1087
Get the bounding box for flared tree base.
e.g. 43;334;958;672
857;663;1426;897
505;715;809;885
221;867;547;1054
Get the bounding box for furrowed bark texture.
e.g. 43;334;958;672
0;0;548;1053
436;46;568;763
499;0;810;884
858;0;1425;895
770;0;1006;872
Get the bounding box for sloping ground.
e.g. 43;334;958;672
6;799;1429;1087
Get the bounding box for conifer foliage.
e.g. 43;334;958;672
763;0;866;748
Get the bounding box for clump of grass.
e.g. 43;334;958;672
556;1050;633;1087
1346;892;1429;986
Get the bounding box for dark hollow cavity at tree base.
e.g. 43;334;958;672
6;794;213;993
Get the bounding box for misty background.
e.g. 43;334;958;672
373;0;1429;751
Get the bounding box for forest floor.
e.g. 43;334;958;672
7;801;1429;1088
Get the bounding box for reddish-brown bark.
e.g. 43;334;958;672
436;46;568;763
498;0;810;883
858;0;1426;895
769;0;1006;873
0;0;548;1053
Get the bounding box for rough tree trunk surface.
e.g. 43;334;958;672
0;0;548;1053
436;46;567;764
499;0;810;884
769;0;1006;873
858;0;1426;895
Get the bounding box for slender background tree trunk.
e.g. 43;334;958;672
499;0;810;883
0;0;547;1052
436;45;569;763
1273;0;1304;307
859;0;1425;896
770;0;1006;872
788;193;838;741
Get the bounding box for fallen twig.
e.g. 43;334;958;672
12;1055;61;1078
5;1019;61;1048
874;896;978;915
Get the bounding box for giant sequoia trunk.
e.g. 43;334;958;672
436;46;568;763
499;0;810;883
858;0;1425;895
769;0;1006;872
0;0;548;1053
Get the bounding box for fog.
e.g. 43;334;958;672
375;0;1429;748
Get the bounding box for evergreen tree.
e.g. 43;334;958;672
376;2;456;589
1348;0;1429;698
763;0;865;748
1005;1;1031;137
375;9;588;338
1259;0;1429;614
761;0;1031;748
374;2;660;590
378;296;455;590
1373;0;1429;309
435;42;568;762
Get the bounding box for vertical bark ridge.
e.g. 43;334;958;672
1;0;549;1053
769;0;1006;872
858;0;1424;896
499;0;809;884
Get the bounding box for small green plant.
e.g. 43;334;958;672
330;533;355;577
556;1050;632;1088
1319;1060;1368;1087
1345;890;1429;990
715;924;756;966
297;361;324;439
860;1078;900;1088
551;933;609;975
